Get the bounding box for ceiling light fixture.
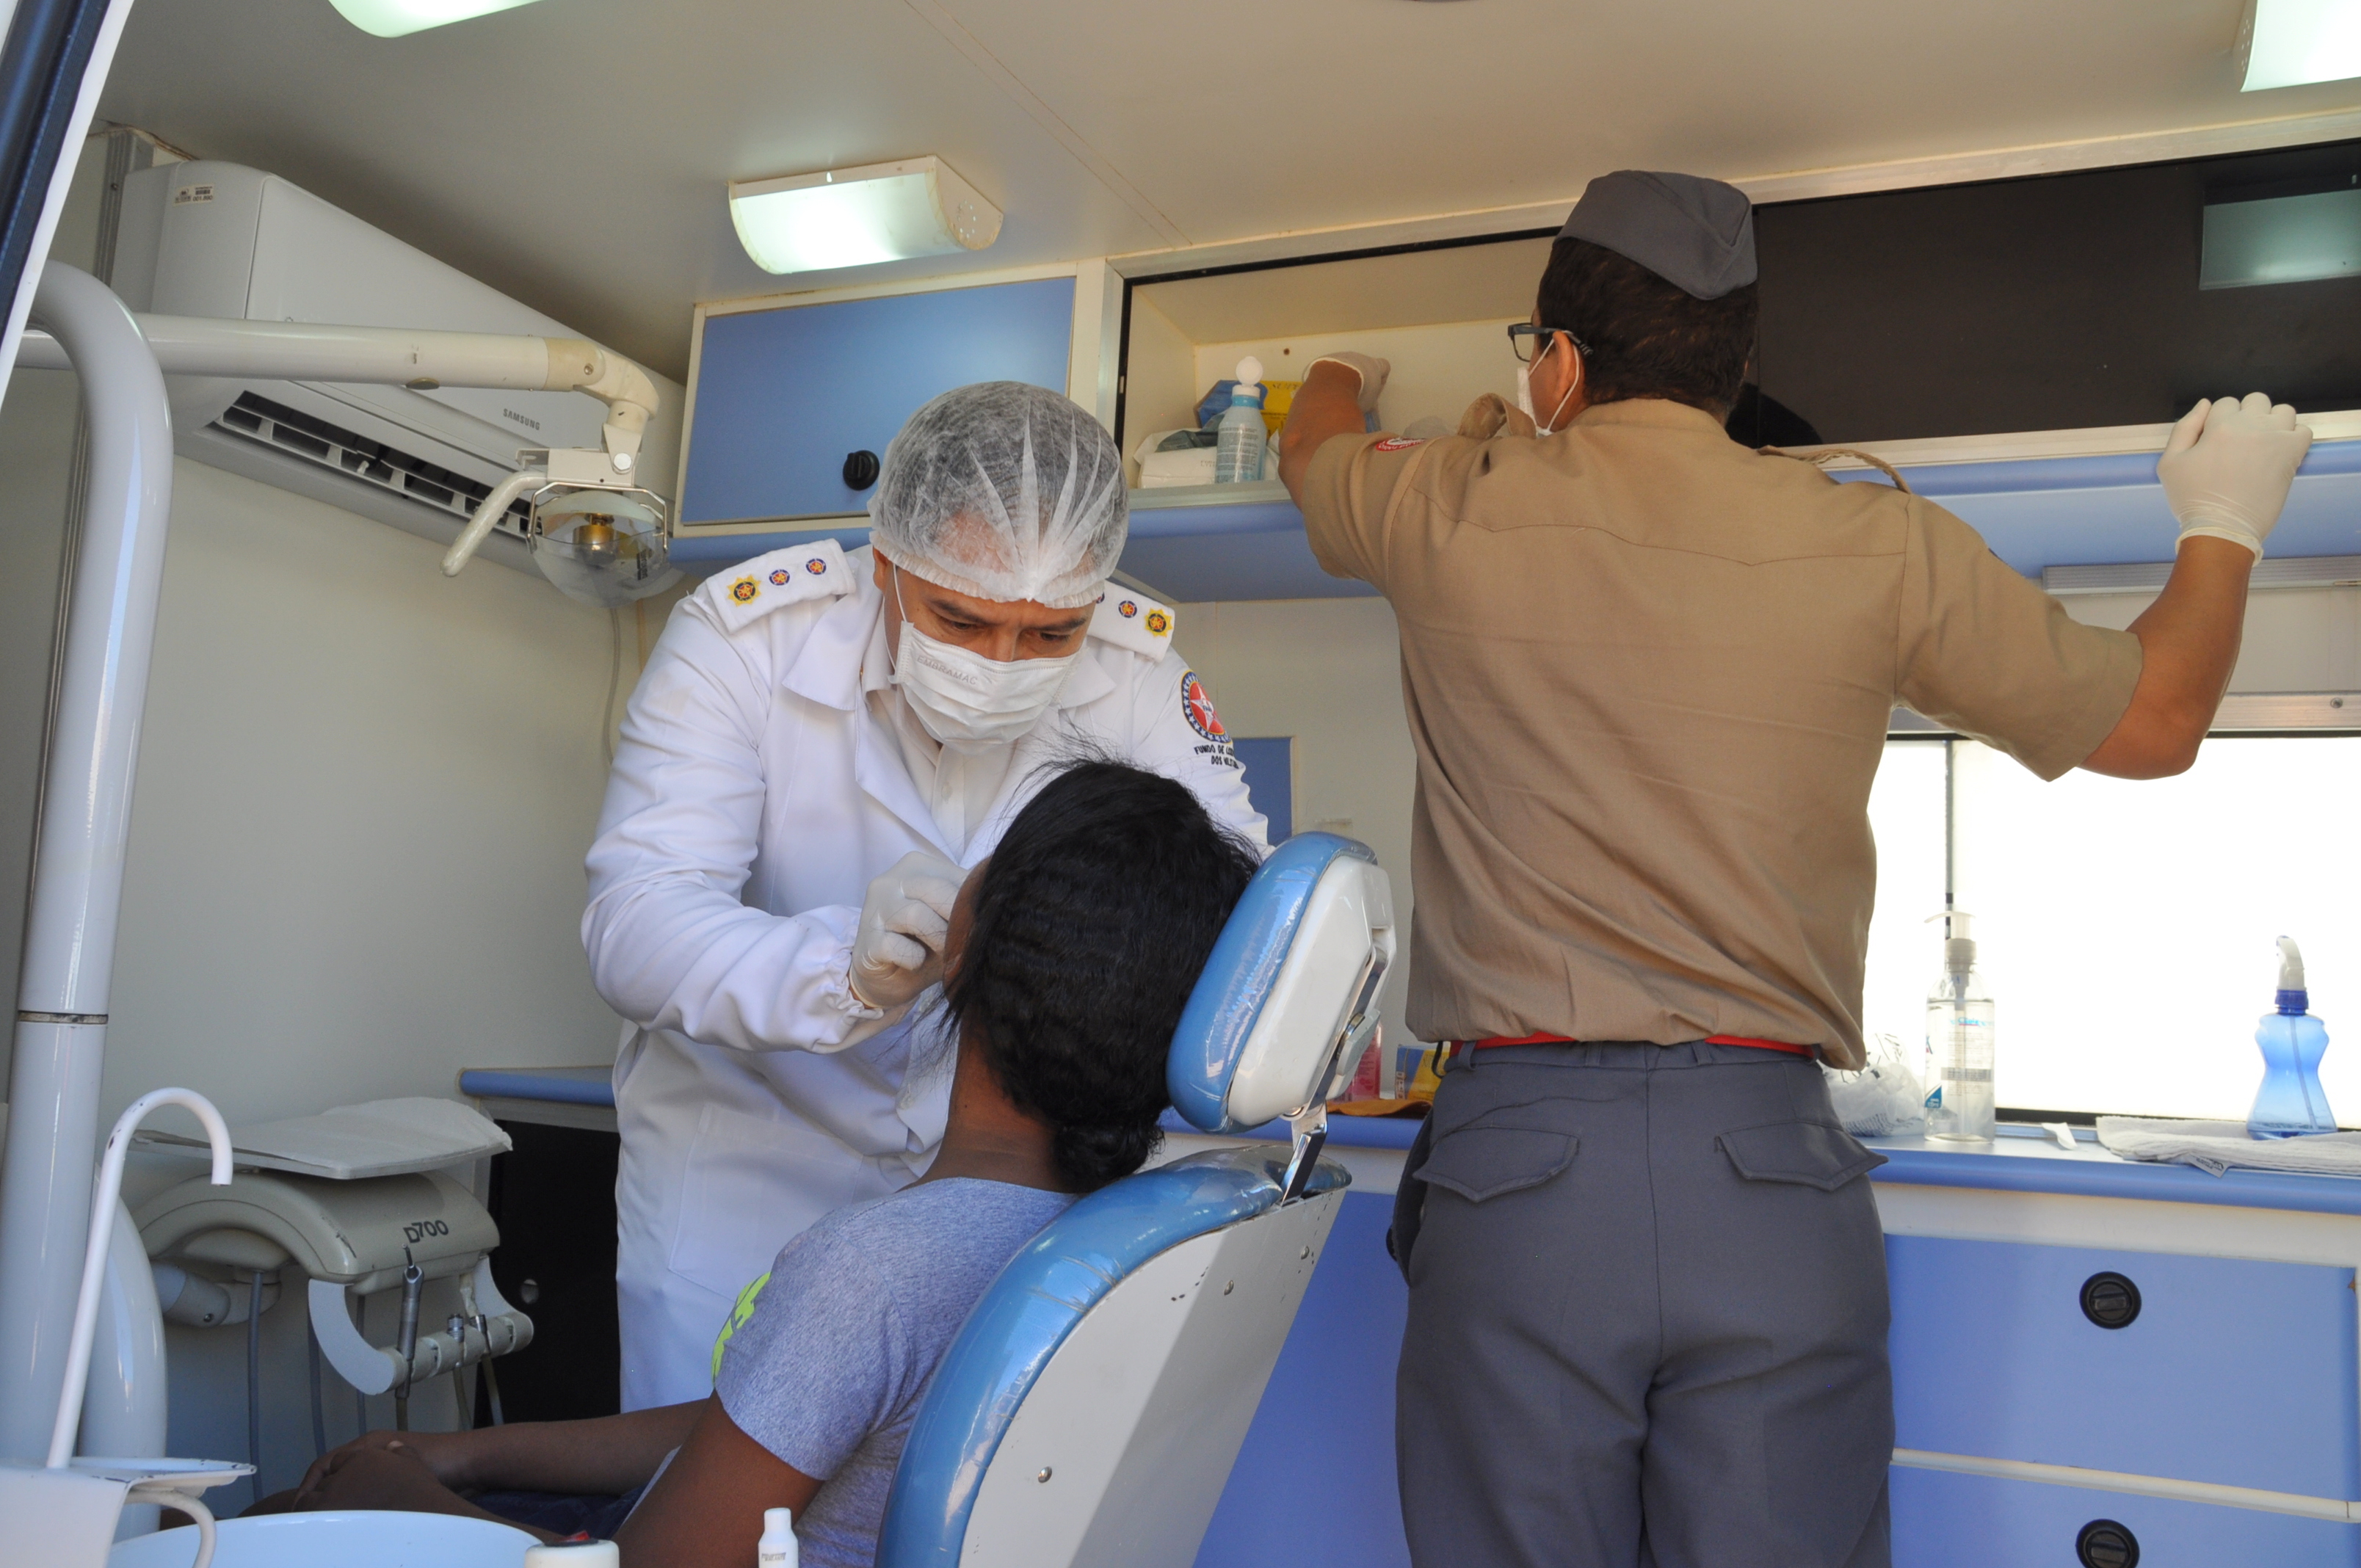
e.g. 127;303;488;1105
2240;0;2361;90
327;0;546;36
728;157;1002;276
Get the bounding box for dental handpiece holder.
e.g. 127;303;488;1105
136;1169;532;1398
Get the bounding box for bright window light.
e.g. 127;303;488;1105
2243;0;2361;90
728;159;1002;277
1942;736;2361;1121
328;0;544;37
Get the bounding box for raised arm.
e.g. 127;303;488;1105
2081;395;2311;779
1278;354;1388;502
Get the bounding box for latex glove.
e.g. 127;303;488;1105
2157;392;2312;557
1305;352;1390;413
849;850;965;1012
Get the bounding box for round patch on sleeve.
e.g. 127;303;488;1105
1182;671;1227;741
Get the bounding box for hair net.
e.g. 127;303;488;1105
867;382;1128;609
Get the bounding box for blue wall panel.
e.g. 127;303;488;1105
1887;1234;2359;1498
681;277;1075;525
1194;1190;1410;1568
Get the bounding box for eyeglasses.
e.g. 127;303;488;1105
1506;323;1589;364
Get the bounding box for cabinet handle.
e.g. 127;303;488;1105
2079;1271;2141;1329
843;450;881;489
2075;1519;2138;1568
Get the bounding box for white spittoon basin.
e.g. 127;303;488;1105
109;1511;536;1567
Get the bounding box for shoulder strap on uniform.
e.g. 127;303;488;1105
699;539;857;631
1759;445;1913;494
1089;586;1178;658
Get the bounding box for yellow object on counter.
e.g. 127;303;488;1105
1259;379;1301;436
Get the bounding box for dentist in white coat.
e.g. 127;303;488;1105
584;382;1267;1408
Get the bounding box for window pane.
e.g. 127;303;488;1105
1952;736;2361;1121
1865;738;1951;1055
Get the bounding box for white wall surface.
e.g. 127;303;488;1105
1171;597;1425;1050
0;433;634;1498
104;458;631;1494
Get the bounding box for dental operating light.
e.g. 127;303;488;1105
2241;0;2361;90
728;157;1002;275
327;0;546;37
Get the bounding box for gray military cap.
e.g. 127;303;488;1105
1559;170;1757;300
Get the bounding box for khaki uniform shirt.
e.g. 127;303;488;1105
1301;399;2141;1070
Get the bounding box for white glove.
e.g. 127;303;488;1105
2157;393;2313;558
848;851;965;1012
1306;352;1390;413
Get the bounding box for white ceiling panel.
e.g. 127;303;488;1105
83;0;2361;385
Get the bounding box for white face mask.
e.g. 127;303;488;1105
889;572;1082;747
1515;335;1580;438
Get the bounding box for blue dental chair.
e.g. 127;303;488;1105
878;832;1397;1568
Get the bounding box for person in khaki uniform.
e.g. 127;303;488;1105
1275;170;2314;1568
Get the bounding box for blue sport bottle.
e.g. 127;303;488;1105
2249;936;2336;1139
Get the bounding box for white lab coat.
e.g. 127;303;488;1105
584;540;1266;1409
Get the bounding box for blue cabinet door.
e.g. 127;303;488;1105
679;277;1076;526
1887;1235;2360;1499
1893;1464;2361;1568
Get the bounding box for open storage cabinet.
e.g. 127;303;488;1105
667;212;2361;603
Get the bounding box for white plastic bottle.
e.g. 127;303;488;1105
758;1506;799;1568
1214;355;1267;484
1923;909;1995;1141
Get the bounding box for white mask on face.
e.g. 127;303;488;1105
889;571;1082;747
1515;335;1579;438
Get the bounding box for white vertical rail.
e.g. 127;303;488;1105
0;259;171;1461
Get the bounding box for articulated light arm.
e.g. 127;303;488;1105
15;314;661;465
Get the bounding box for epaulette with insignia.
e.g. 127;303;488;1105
700;540;855;631
1089;587;1176;658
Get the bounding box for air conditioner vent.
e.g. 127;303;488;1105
211;391;533;537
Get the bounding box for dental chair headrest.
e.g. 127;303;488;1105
1167;832;1395;1135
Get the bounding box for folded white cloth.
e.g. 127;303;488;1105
137;1096;509;1180
2096;1116;2361;1177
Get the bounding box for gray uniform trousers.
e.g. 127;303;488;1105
1393;1041;1893;1568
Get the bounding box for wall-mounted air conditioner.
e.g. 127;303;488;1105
107;161;683;570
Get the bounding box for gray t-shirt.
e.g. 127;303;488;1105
715;1177;1075;1568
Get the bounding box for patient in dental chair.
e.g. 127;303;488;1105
255;760;1259;1567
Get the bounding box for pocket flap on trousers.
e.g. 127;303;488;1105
1717;1121;1887;1191
1416;1124;1578;1203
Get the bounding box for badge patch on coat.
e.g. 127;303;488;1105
1118;599;1139;618
1182;672;1227;741
769;568;792;586
729;577;760;603
805;557;827;575
1145;609;1170;635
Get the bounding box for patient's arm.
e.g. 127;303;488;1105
614;1398;820;1567
291;1401;706;1500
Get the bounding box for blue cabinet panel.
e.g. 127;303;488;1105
1230;737;1292;841
1887;1235;2359;1498
1194;1190;1410;1568
680;277;1075;525
1892;1465;2361;1568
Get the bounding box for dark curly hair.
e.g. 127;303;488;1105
1535;236;1759;416
943;761;1259;1191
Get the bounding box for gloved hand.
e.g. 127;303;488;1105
849;850;965;1012
1306;352;1390;413
2158;392;2313;557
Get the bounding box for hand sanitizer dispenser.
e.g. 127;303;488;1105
2249;936;2335;1139
1925;910;1996;1141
